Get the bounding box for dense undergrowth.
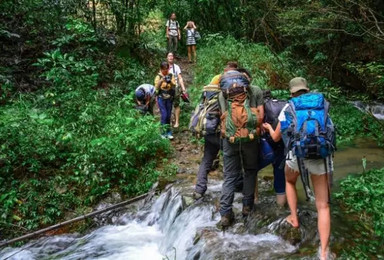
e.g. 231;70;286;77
335;168;384;258
0;16;172;239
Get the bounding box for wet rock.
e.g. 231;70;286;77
232;222;246;234
182;195;195;208
279;224;302;245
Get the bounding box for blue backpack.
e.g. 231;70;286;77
281;93;336;200
282;93;336;159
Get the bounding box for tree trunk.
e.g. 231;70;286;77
92;0;97;32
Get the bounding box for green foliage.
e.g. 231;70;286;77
194;35;295;90
344;61;384;100
335;168;384;258
331;101;384;146
0;14;170;239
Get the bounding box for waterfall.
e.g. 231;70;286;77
351;101;384;120
0;184;297;260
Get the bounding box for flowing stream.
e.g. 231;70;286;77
0;184;297;260
1;138;384;260
351;100;384;120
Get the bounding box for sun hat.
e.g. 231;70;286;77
289;77;309;94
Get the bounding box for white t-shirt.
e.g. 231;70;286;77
168;64;181;79
166;20;179;37
278;103;290;122
136;84;155;98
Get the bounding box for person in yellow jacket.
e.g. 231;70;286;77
154;61;176;139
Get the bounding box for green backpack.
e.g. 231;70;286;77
219;82;261;143
189;84;221;138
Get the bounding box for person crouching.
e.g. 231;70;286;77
135;84;156;115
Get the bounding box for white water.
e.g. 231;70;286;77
0;185;296;260
352;100;384;120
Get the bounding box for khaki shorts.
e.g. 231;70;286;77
285;151;334;175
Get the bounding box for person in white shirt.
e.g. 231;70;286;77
167;52;186;128
166;13;181;54
135;84;155;115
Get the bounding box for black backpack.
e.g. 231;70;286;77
264;98;287;127
262;91;287;148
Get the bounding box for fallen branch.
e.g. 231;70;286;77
0;192;149;248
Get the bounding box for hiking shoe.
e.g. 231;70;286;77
220;211;234;228
193;191;203;200
167;133;174;140
242;205;253;217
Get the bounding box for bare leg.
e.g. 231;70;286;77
187;46;192;62
174;106;180;128
276;194;287;207
311;174;331;259
192;45;197;62
285;165;299;227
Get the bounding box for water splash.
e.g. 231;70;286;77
1;183;319;260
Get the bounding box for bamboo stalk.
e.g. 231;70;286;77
0;193;149;248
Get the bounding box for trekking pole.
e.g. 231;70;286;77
297;158;310;201
0;193;149;248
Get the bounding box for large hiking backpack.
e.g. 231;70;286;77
282;92;336;200
283;93;336;159
220;70;250;98
219;71;261;143
189;84;221;138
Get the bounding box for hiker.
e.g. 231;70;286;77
167;52;186;128
278;77;336;260
154;61;176;139
256;90;287;206
218;62;264;227
166;13;181;54
192;75;222;199
135;84;155;115
184;21;198;63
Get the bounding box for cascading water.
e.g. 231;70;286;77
351;101;384;120
1;182;298;260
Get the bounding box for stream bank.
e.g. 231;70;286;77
2;134;384;259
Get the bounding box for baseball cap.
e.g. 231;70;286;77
289;77;309;94
135;88;146;101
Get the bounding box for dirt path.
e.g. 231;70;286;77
168;58;221;187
